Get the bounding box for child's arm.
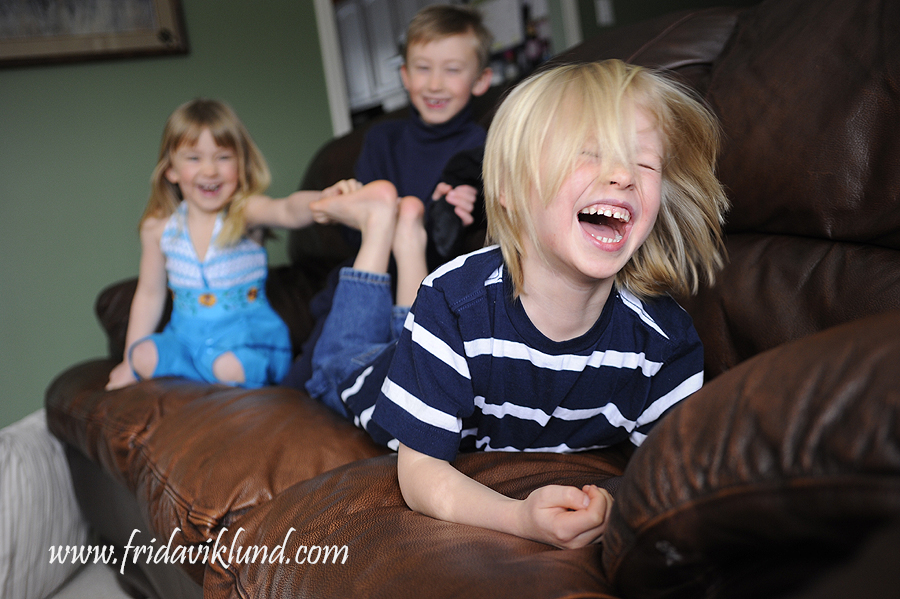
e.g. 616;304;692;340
244;179;362;229
397;443;613;549
107;217;169;390
432;182;478;226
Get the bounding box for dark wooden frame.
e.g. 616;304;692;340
0;0;188;67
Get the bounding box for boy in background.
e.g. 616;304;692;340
284;4;493;391
355;4;493;223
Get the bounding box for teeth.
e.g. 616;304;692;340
590;232;624;243
579;206;631;223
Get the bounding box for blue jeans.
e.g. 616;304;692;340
305;268;408;417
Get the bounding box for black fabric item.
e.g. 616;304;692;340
426;145;486;267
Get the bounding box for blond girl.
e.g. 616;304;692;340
107;99;349;390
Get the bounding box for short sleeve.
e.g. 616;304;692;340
630;315;705;446
372;284;476;461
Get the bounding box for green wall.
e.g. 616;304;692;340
0;0;334;428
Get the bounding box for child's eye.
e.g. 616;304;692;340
638;163;660;172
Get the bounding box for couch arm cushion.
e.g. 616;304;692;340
602;308;900;598
45;361;390;550
204;449;631;599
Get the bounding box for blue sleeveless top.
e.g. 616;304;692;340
145;203;291;387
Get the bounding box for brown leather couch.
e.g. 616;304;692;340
46;1;900;597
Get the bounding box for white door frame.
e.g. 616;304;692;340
314;0;353;136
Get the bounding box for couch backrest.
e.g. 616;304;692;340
679;0;900;377
292;0;900;379
554;0;900;379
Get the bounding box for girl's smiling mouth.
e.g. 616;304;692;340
577;204;632;244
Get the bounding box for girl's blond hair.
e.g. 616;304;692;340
142;98;270;246
484;60;729;299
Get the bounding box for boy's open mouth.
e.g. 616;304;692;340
424;97;449;109
578;204;631;244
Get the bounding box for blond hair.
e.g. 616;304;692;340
403;4;493;71
142;98;270;246
484;60;729;299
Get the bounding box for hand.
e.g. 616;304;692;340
432;183;477;226
106;360;137;390
517;484;613;549
322;178;362;198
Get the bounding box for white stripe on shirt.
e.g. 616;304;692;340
406;314;471;379
620;289;669;340
635;370;703;427
474;396;637;429
381;378;462;433
422;245;497;288
464;338;662;376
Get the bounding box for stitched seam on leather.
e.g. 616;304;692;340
133;439;223;532
626;12;699;64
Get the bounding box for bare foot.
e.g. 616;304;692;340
309;179;398;230
393;196;429;307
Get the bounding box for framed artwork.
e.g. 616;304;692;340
0;0;188;67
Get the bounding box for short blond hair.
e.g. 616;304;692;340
143;98;270;246
484;60;729;299
403;4;493;71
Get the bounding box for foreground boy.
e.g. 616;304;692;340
319;60;729;548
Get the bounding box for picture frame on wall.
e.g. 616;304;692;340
0;0;188;67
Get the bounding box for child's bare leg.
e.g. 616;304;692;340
393;196;429;307
212;352;246;385
310;180;399;274
130;339;158;380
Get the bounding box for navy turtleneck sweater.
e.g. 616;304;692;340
354;102;486;210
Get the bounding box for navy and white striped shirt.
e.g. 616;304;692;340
356;246;703;462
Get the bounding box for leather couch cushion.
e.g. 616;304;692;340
45;361;390;549
677;0;900;377
679;233;900;378
204;448;632;599
602;308;900;598
551;7;741;93
708;0;900;247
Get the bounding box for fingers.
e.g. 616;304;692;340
444;185;477;226
106;362;136;390
431;182;453;200
523;485;611;549
323;178;363;198
454;206;475;226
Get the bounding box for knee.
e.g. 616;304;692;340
212;352;246;385
130;340;158;379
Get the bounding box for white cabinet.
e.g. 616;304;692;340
335;0;439;114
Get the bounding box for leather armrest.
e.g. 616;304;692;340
204;449;631;599
45;362;390;549
602;309;900;598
